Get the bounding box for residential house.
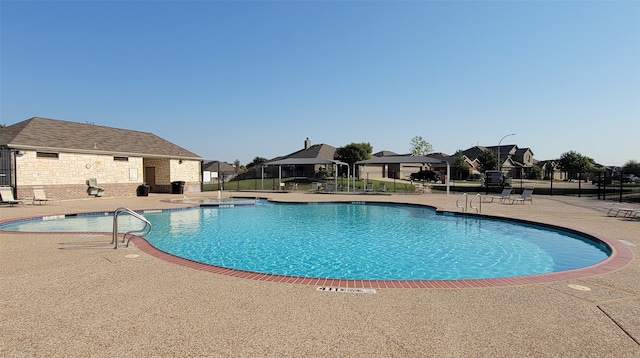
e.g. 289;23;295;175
266;138;337;179
0;117;202;200
538;160;567;181
362;151;423;180
202;161;242;184
459;145;536;179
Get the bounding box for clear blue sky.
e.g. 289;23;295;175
2;0;639;166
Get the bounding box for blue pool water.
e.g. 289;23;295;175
0;202;610;280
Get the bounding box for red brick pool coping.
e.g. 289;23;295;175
131;225;633;289
1;207;633;289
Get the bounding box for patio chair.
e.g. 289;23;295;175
325;183;336;193
0;186;25;206
485;187;512;203
308;182;319;194
377;183;386;192
607;207;638;218
86;178;105;197
364;182;374;192
32;186;61;205
511;187;534;204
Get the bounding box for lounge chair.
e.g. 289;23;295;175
32;186;61;205
412;183;426;194
485;187;512;203
87;178;105;197
511;187;534;204
377;183;386;192
607;207;638;218
627;210;640;221
364;183;374;193
325;183;335;193
0;186;25;206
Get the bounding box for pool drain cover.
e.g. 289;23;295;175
567;284;591;291
317;287;376;294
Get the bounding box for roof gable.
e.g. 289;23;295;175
515;147;534;156
0;117;201;159
203;161;236;173
486;144;517;156
285;143;337;160
461;146;487;160
373;150;399;157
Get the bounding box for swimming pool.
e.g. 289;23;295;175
0;201;610;281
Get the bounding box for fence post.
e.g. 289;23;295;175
619;171;623;203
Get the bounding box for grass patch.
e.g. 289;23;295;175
203;178;431;193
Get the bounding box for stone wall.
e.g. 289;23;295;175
17;151;144;185
15;183;140;201
143;158;200;193
12;150;201;199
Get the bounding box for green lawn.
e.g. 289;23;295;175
202;178;640;202
203;177;424;193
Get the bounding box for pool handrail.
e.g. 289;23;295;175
469;193;482;213
112;207;152;249
456;193;468;212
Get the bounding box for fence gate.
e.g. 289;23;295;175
0;149;14;187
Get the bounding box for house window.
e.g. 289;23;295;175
114;156;129;161
36;152;59;159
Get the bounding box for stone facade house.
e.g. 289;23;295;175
0;117;202;200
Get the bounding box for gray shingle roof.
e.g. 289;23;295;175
286;143;337;160
202;161;237;174
0;117;201;159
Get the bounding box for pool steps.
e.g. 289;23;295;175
456;193;482;213
112;207;152;249
199;198;261;207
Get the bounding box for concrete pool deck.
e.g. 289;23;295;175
1;191;639;356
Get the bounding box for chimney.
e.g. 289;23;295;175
304;137;311;149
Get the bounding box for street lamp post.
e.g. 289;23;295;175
498;133;516;172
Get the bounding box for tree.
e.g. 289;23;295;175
529;164;543;180
335;142;372;167
451;150;471;180
477;149;498;172
622;160;640;177
233;159;242;174
558;151;593;179
543;161;557;180
409;136;434;156
246;156;267;168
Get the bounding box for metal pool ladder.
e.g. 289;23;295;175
112;207;152;249
456;193;482;213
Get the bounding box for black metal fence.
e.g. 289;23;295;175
0;149;14;187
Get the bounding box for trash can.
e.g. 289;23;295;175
171;181;185;194
137;184;150;196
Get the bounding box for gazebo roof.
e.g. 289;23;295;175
265;158;348;166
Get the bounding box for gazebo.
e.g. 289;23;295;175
355;155;450;195
262;158;350;191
